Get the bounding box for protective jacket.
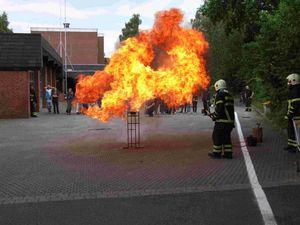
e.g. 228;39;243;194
211;89;235;126
286;84;300;149
287;84;300;120
30;91;37;103
30;88;37;116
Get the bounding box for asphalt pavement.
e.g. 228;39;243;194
0;102;299;225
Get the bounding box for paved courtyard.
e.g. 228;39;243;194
0;103;300;225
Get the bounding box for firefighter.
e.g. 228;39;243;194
201;89;211;115
30;85;38;117
208;79;235;159
243;85;254;111
285;73;300;153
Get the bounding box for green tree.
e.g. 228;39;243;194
256;0;300;106
119;14;141;41
194;0;300;127
200;0;279;38
0;11;13;33
193;10;245;93
192;0;281;93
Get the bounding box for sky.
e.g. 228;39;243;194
1;0;204;57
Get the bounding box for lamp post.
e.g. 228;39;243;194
63;22;69;94
63;0;69;95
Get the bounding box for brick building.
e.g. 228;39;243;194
0;33;62;119
30;27;105;91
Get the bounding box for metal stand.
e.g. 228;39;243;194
292;119;300;172
124;111;142;149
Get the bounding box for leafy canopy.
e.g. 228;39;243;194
119;14;141;42
192;0;300;126
0;11;13;33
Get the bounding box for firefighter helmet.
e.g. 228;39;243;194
287;73;300;86
214;79;227;91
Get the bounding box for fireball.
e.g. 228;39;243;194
75;8;210;121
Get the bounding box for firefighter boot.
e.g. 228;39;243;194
223;152;233;159
208;152;222;159
284;146;297;153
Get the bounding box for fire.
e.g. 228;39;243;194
76;8;210;121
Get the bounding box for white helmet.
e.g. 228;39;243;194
214;79;227;91
287;73;300;86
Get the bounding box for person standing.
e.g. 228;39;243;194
202;89;210;115
179;104;185;113
52;88;60;114
29;85;38;117
285;73;300;152
145;99;155;117
45;84;53;113
243;85;254;111
184;103;191;113
192;95;198;113
208;79;235;159
66;88;74;115
160;100;167;114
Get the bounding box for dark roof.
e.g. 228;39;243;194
66;64;106;79
41;37;62;67
0;33;62;70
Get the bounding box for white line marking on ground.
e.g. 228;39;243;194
235;112;277;225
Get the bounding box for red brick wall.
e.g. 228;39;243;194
37;31;104;64
35;70;41;112
68;32;98;64
0;71;30;119
98;36;104;64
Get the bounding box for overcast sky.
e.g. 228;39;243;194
1;0;204;57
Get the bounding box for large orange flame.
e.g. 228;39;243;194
76;8;210;121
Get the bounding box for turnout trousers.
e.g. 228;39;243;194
212;123;234;155
287;118;298;148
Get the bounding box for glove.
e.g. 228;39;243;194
209;113;216;121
